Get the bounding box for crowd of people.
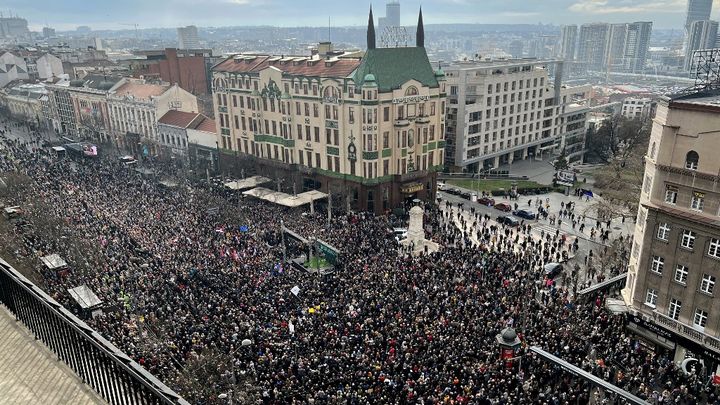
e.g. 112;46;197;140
0;118;718;405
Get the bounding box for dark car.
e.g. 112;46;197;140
544;263;564;279
460;191;472;200
478;196;495;206
513;209;536;220
494;202;512;212
497;215;520;227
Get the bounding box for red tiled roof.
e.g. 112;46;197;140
192;116;216;133
158;110;201;128
213;55;361;78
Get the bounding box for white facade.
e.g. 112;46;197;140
0;52;29;88
444;59;590;171
36;54;63;80
108;82;198;152
621;97;654;118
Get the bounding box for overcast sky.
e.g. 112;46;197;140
3;0;714;32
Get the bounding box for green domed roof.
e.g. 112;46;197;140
435;69;445;77
363;73;376;82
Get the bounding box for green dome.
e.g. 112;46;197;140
435;69;445;77
363;73;376;82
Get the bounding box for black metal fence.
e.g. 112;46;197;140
0;258;189;405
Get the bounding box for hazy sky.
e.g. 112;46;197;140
3;0;714;31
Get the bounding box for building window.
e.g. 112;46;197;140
693;308;708;331
690;192;704;212
674;265;688;285
668;298;682;320
657;223;670;241
681;230;696;250
701;274;716;294
645;288;657;307
643;175;652;195
665;186;678;205
685;150;699;170
650;256;664;274
709;238;720;259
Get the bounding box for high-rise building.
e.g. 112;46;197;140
42;27;56;38
177;25;200;49
443;60;590;172
623;22;653;73
210;8;447;214
606;24;629;71
577;23;610;70
685;0;713;32
623;90;720;372
684;20;718;71
378;0;401;38
508;40;524;58
559;25;578;60
0;17;29;39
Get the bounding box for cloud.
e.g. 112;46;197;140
569;0;685;14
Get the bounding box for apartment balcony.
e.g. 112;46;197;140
394;119;410;127
415;115;431;124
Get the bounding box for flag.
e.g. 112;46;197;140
291;286;300;296
239;225;249;232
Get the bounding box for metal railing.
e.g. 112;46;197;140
577;272;627;297
0;258;189;405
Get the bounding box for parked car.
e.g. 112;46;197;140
460;191;472;200
494;202;512;212
497;215;520;227
544;263;564;279
478;196;495;206
513;209;536;220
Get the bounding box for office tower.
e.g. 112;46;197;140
624;22;653;73
685;20;718;71
685;0;713;32
578;23;610;70
0;16;30;39
559;25;578;60
177;25;200;49
378;0;401;36
623;90;720;371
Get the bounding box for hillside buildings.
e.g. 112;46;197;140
210;8;446;213
623;90;720;372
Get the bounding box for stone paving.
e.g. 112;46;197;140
0;306;105;405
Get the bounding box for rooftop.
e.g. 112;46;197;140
353;47;439;91
445;58;559;71
158;110;215;132
113;82;169;99
213;54;361;78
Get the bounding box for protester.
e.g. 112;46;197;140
0;117;716;405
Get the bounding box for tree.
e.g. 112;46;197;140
554;148;569;171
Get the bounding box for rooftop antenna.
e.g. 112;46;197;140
328;16;331;42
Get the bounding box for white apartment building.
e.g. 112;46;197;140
444;59;590;172
107;80;198;155
621;97;654;119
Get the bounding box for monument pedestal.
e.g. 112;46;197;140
400;206;440;255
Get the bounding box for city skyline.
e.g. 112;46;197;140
2;0;718;32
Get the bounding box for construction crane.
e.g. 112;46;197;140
118;23;140;39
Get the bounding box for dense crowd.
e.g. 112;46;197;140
0;119;718;405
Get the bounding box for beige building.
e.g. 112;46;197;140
0;82;46;126
108;80;198;155
210;9;447;213
444;59;590;171
623;91;720;373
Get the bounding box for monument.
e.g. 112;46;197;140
401;204;440;255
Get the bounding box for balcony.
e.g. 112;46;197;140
653;311;720;353
415;115;431;124
394;119;410;127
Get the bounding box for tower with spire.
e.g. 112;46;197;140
416;7;424;47
367;6;376;50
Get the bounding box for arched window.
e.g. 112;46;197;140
405;86;419;96
686;150;699;170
